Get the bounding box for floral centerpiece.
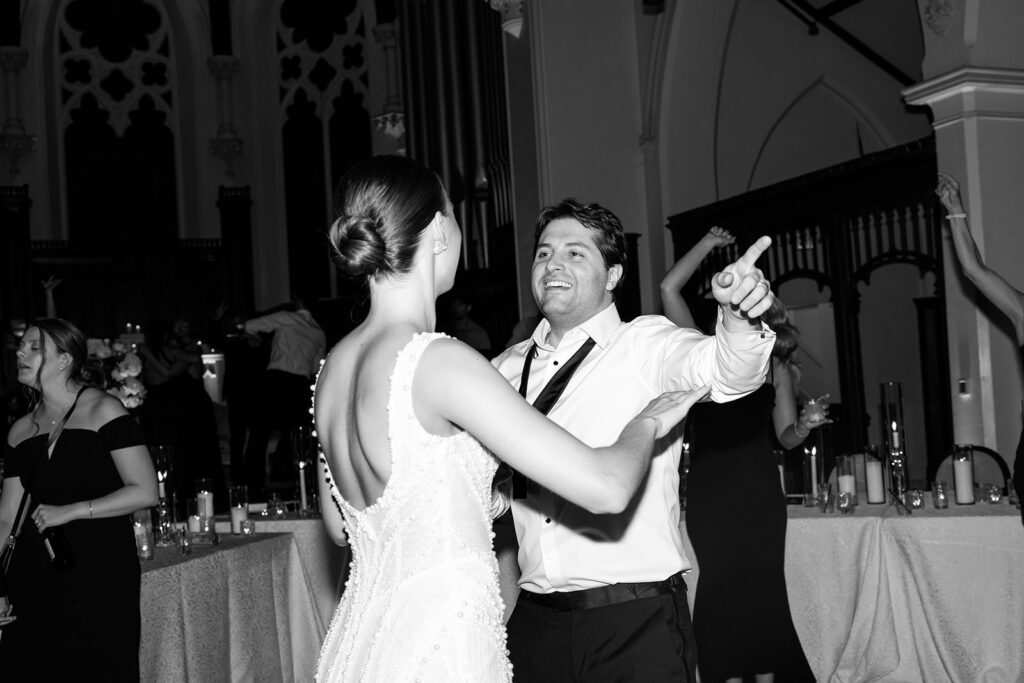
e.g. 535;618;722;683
87;338;147;409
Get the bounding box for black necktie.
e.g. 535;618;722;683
511;337;597;499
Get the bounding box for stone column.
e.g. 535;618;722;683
904;0;1024;455
207;56;243;179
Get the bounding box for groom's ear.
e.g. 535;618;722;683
606;264;623;291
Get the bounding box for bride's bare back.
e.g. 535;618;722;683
314;323;458;511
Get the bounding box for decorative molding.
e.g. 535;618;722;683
922;0;954;37
0;46;28;73
373;111;405;139
486;0;523;39
208;135;244;179
0;129;36;177
207;55;240;80
903;67;1024;106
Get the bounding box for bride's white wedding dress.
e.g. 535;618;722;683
315;333;513;682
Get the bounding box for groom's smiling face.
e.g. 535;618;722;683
531;218;622;332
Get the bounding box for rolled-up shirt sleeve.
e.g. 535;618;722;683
655;308;775;402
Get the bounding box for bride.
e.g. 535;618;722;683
313;155;707;682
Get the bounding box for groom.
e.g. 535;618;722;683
492;199;775;682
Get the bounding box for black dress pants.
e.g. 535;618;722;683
506;579;696;682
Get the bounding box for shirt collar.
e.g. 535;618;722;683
532;303;621;352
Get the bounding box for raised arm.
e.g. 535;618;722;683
421;339;708;515
660;227;736;328
937;173;1024;343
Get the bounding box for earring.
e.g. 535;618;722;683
433;238;448;255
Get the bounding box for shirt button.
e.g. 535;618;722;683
552;361;559;366
545;517;551;523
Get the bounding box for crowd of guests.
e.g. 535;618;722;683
0;160;1019;682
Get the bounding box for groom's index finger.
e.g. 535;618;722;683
737;235;772;268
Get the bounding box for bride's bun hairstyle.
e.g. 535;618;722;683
329;155;448;280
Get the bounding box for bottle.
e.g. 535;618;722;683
41;527;75;570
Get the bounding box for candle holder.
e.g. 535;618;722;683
151;445;177;547
880;382;907;504
292;425;315;514
837;454;858;506
952;445;976;505
864;445;886;504
132;510;154;560
932;480;949;509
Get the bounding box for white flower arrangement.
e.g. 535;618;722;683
88;338;147;408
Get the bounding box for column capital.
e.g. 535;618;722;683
207;55;240;80
485;0;524;39
0;47;27;74
372;23;398;49
904;67;1024;128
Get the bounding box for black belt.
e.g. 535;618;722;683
519;572;687;612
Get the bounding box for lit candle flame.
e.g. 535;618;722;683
891;421;898;432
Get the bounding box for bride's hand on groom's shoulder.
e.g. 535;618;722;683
638;386;710;439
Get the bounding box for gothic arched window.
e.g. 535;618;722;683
277;0;373;300
59;0;178;243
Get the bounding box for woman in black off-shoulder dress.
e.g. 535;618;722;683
0;319;158;681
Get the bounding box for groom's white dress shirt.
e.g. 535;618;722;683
491;303;774;594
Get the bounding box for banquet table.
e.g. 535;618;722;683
680;502;1024;683
140;533;325;682
495;501;1024;682
213;513;350;630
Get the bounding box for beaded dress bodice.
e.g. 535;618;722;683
315;333;512;682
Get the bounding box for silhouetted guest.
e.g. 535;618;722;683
439;291;492;355
242;299;325;499
137;319;226;514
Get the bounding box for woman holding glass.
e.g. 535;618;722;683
661;228;826;682
0;318;158;680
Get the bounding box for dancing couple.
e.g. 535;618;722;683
312;155;776;682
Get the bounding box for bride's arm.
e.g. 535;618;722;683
418;338;707;514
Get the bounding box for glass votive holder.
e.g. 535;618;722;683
837;454;858;505
817;485;834;513
906;489;924;509
229;485;249;535
1009;480;1020;508
983;483;1003;504
132;510;154;561
240;518;256;536
932;480;949;509
837;491;855;515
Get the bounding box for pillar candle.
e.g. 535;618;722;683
866;460;885;503
230;506;248;534
954;459;974;504
197;490;214;519
838;473;856;494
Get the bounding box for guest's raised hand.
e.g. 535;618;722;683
935;173;963;213
711;235;774;320
0;598;15;627
40;275;62;292
703;226;736;249
636;386;711;439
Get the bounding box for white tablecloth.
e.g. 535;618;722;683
496;503;1024;682
214;515;350;631
140;533;324;682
